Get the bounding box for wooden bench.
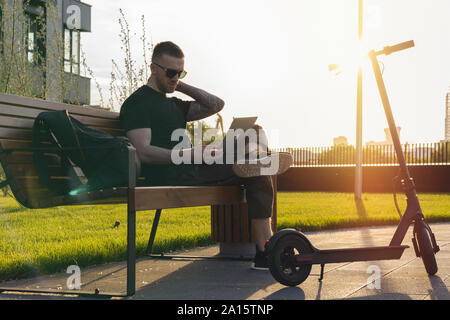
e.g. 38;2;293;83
0;93;276;297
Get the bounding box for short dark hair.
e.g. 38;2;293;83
151;41;184;62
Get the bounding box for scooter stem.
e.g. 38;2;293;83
368;49;424;246
368;50;411;184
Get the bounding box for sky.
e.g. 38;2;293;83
82;0;450;148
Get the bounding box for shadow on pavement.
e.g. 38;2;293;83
427;275;449;300
264;286;305;300
134;258;277;300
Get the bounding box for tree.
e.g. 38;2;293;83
317;145;355;165
104;10;153;111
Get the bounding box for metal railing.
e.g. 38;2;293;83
275;142;450;167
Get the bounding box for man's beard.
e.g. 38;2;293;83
157;79;175;94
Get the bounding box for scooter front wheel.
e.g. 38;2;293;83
267;234;313;286
415;222;438;275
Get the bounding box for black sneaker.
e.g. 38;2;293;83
251;249;269;270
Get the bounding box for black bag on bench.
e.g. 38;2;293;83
32;110;131;195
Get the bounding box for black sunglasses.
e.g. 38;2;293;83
153;62;187;79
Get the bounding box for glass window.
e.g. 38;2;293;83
24;11;46;65
25;14;36;64
64;29;71;72
72;30;79;74
63;29;80;74
27;30;35;63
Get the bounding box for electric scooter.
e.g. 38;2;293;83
265;40;440;286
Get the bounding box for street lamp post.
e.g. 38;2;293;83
355;0;364;200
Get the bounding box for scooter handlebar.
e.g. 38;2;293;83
380;40;415;56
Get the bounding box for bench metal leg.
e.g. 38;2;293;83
146;209;162;255
126;203;136;296
126;146;137;297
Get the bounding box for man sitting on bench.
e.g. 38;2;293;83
119;41;292;270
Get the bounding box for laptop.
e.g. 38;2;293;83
219;116;258;151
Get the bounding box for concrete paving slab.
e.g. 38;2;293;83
0;222;448;300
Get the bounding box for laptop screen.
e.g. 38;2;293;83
228;116;258;131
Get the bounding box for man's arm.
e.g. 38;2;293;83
126;128;212;164
126;128;173;164
176;81;225;121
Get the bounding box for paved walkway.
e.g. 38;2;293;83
0;222;449;300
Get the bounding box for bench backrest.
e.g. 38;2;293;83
0;93;125;208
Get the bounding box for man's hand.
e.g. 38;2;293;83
176;81;225;121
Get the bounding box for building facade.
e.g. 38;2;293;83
333;136;348;146
0;0;91;105
365;126;401;146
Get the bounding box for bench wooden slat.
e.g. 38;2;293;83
0;139;33;149
14;176;72;184
240;203;250;242
0;152;60;166
2;184;243;210
0;121;123;139
0;105;124;135
28;187;128;208
0;103;121;129
225;204;233;242
218;205;225;242
0;114;35;128
211;203;251;243
0;127;32;140
0;128;123;142
0;137;56;149
3;154;114;183
0;140;66;167
5;163;73;178
232;204;241;242
0;93;119;120
6;176;90;208
3;175;58;208
0;139;56;150
211;205;217;240
0;103;43;118
133;186;243;211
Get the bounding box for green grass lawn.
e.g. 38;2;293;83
277;192;450;231
0;192;449;281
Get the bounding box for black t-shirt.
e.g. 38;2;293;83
119;85;193;184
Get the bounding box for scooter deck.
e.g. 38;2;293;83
295;245;409;265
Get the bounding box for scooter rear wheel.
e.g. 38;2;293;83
415;223;438;275
267;234;313;286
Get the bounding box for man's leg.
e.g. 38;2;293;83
251;218;273;251
195;165;275;252
243;175;274;269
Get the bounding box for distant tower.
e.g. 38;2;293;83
446;87;450;141
333;136;348;146
384;127;401;144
